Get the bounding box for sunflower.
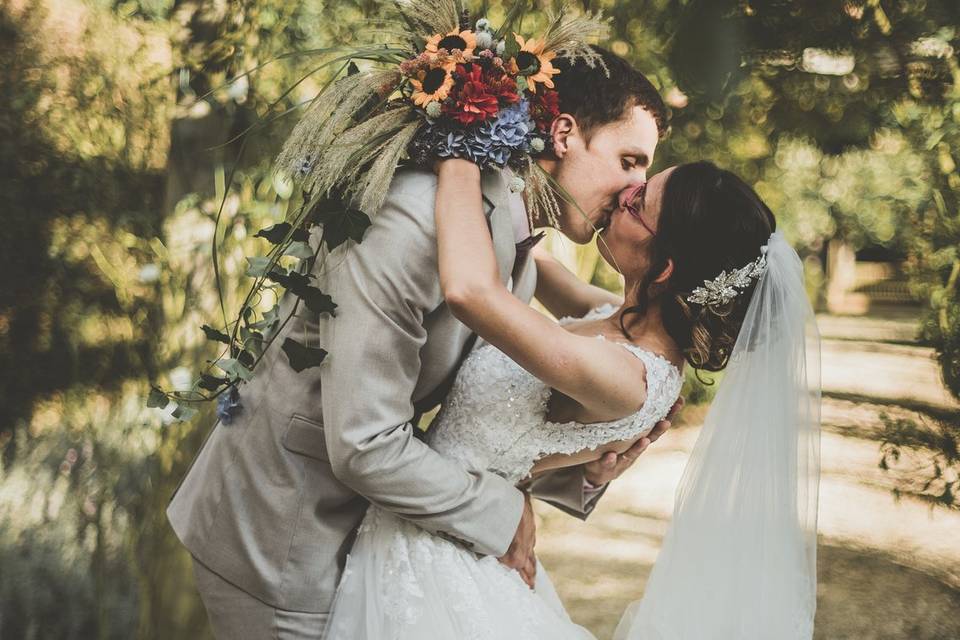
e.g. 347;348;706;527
425;29;477;62
513;34;560;94
410;65;455;107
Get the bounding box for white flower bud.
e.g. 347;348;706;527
475;18;491;31
530;138;545;153
425;101;442;118
475;30;493;50
496;40;506;56
509;175;526;193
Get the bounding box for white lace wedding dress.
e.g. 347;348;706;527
323;305;684;640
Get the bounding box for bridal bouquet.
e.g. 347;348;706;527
274;0;609;226
149;1;609;419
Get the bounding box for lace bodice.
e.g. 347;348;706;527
428;304;684;483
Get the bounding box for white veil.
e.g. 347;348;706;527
614;231;821;640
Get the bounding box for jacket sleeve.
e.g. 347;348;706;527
319;184;524;557
525;465;607;521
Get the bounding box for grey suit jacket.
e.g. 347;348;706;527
167;167;601;614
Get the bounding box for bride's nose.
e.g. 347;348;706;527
619;182;645;212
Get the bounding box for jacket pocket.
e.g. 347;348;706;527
282;414;329;461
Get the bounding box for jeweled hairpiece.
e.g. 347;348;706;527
686;244;769;306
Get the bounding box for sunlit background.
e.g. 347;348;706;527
1;0;958;638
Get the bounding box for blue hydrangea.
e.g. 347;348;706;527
217;386;243;424
418;100;536;168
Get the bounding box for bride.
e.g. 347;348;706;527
322;159;820;639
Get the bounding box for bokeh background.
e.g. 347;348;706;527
2;0;958;638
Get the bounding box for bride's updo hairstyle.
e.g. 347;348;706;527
622;161;776;372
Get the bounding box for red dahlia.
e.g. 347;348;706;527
483;68;519;106
445;64;500;125
529;89;561;132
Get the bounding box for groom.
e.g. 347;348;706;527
168;46;672;639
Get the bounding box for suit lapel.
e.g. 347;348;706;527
481;170;517;287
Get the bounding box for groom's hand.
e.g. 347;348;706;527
499;492;537;588
584;396;685;486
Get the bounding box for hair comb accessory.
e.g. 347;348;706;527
686;242;769;307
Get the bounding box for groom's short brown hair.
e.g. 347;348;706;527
552;45;669;140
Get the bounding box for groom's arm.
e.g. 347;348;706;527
319;185;525;558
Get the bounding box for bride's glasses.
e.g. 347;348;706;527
624;182;658;237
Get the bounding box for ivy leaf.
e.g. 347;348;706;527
301;285;338;316
255;222;309;244
240;326;265;358
199;374;229;392
147;387;169;409
171;404;199;422
201;324;232;345
267;270;312;292
315;207;372;251
282;338;328;372
255;222;289;243
284;241;315;259
237;349;255;368
251;305;280;332
218;358;253;382
246;256;273;278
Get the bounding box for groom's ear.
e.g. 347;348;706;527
550;114;578;158
653;257;674;284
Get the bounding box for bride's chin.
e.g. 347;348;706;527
596;235;623;274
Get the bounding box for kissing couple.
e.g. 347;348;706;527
168;39;821;640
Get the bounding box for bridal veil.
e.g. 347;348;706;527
614;231;821;639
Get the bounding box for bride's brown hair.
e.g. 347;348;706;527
620;161;776;372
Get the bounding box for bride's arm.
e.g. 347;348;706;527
532;244;622;320
435;159;648;421
528;434;646;476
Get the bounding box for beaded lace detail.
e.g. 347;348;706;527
428;303;684;483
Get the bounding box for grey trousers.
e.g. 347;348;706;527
192;557;328;640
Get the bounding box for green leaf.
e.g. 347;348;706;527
218;358;253;382
255;222;310;244
198;374;229;392
266;270;336;317
237;349;255;368
284;241;315;259
251;305;281;332
240;326;265;357
245;256;273;277
201;324;232;344
503;32;520;60
255;222;291;244
316;207;372;251
282;338;328;372
267;270;311;291
171;404;199;422
301;286;338;316
147;387;169;409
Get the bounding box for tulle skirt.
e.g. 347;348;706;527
323;507;595;640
